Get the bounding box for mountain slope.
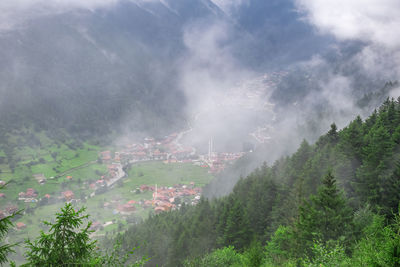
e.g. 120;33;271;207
0;0;333;140
114;97;400;266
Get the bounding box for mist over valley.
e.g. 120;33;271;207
1;0;400;266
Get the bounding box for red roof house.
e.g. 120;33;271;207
62;190;75;201
16;222;26;229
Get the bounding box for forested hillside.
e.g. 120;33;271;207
114;97;400;266
0;0;331;143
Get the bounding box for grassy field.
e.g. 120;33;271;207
0;130;108;208
127;161;213;187
5;159;214;264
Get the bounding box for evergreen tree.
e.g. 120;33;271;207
222;199;252;251
24;203;96;266
327;123;339;144
380;163;400;219
24;203;147;266
0;184;20;265
297;172;353;250
356;119;395;205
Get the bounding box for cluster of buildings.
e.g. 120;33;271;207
18;188;38;203
101;133;196;165
3;129;248;233
142;183;202;213
100;133;246;176
206;152;246;174
100;183;203;216
17;187;77;204
153;183;202;213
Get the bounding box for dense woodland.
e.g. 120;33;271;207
110;97;400;266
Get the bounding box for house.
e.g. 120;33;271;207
100;151;112;162
140;185;150;192
33;174;46;184
62;190;75;201
66;176;73;181
152;150;167;160
154;201;175;213
19;188;38;199
127;200;137;205
0;193;5;198
0;180;5;186
44;194;51;199
114;152;121;162
143;200;153;207
154;206;165;214
6;205;18;215
96;179;106;187
16;222;26;230
26;188;37;198
117;203;136;213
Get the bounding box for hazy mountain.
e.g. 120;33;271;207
0;0;334;140
0;0;222;137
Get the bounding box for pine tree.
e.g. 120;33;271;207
24;203;147;266
24;203;96;266
380;163;400;219
0;184;20;265
297;172;353;250
327;123;339;144
222;198;252;251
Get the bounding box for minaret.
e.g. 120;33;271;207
208;137;213;161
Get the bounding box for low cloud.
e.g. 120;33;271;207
295;0;400;49
294;0;400;100
180;20;252;113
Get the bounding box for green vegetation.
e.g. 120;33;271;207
21;203;148;266
23;204;97;266
127;162;213;187
2;134;212;264
114;98;400;266
0;184;19;266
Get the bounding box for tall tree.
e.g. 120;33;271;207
0;184;19;265
356;119;394;205
24;203;96;266
297;172;353;250
222;198;252;251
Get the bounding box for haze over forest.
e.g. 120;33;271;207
1;0;400;266
1;0;397;151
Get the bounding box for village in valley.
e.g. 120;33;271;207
0;72;283;239
0;131;246;234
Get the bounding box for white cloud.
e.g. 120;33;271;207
295;0;400;48
295;0;400;97
180;20;251;112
